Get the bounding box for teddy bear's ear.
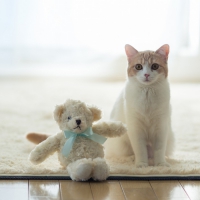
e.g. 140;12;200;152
88;106;102;121
54;104;65;123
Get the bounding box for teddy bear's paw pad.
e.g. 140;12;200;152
92;158;110;181
67;159;93;181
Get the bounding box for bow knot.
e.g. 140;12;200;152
62;127;107;157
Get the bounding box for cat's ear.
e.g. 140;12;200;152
125;44;138;60
156;44;170;60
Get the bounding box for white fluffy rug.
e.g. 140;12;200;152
0;77;200;178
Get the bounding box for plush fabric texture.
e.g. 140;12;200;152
0;77;200;176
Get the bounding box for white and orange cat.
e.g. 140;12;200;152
27;44;174;168
105;44;174;167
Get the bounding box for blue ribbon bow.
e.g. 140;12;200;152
62;127;107;157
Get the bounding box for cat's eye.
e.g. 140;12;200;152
151;63;159;70
67;116;71;121
135;64;143;70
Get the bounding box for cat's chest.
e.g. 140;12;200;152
138;88;157;105
125;85;165;113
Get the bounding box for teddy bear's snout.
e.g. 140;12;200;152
76;119;81;125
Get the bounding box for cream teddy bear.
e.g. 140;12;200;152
29;99;126;181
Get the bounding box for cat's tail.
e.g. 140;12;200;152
26;133;50;144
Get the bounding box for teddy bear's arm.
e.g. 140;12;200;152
28;133;61;165
92;121;127;138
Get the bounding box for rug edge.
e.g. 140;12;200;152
1;174;200;180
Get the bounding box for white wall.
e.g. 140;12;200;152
0;0;199;81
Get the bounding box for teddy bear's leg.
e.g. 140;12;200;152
67;158;94;181
92;157;110;181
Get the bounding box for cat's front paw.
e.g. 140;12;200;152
156;162;170;167
135;162;148;168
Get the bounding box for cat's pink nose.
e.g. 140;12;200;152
145;74;150;78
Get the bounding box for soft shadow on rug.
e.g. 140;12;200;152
0;77;200;179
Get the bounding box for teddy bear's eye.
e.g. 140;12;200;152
67;116;71;121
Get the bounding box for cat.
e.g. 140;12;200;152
104;44;174;167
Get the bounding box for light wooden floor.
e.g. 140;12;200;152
0;180;200;200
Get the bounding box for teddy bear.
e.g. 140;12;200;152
28;99;127;181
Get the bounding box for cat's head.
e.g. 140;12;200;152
125;44;169;85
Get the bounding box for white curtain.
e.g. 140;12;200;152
0;0;199;81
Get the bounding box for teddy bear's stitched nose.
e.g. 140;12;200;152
76;119;81;125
